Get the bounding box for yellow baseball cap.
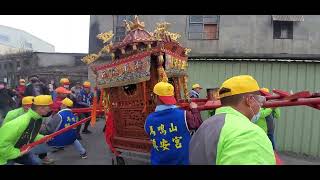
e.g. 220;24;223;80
219;75;260;98
33;95;53;106
153;81;176;105
60;78;70;85
62;98;73;107
192;84;202;89
83;81;91;88
260;88;270;93
22;96;34;106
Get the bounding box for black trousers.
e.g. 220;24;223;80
76;113;91;133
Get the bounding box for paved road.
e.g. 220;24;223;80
47;119;320;165
48;119;112;165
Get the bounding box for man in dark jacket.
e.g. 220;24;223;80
75;81;93;136
0;82;16;123
24;76;50;97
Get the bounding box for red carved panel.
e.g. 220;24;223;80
109;54;183;152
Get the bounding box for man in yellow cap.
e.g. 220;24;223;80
189;75;275;165
0;95;53;165
41;98;87;159
75;81;93;136
144;80;202;165
189;83;203;98
255;88;281;150
2;96;34;126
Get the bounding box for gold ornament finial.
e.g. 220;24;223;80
123;20;132;32
153;21;181;42
96;31;114;44
124;15;145;31
99;40;113;54
81;54;100;64
184;48;191;55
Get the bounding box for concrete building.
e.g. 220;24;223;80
0;52;87;88
0;25;55;54
89;15;320;55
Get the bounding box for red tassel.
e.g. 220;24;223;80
142;81;147;113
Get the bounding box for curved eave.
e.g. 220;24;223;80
111;40;157;52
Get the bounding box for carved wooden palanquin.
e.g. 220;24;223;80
87;16;190;153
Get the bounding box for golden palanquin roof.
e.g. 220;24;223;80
82;15;191;88
82;15;190;64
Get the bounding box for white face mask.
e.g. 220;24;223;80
63;85;70;89
249;97;261;123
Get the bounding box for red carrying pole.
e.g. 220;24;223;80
20;105;106;152
20;116;92;152
263;97;320;108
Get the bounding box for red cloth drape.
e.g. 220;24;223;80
104;111;119;156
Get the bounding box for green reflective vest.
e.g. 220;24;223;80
215;107;275;165
0;109;44;165
2;107;26;126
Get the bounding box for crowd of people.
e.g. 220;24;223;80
0;76;96;165
0;73;282;165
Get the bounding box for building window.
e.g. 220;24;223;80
17;61;21;68
114;15;134;42
9;63;13;70
188;15;219;40
273;21;293;39
24;60;30;66
0;34;9;42
25;42;33;49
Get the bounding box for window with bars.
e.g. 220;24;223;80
188;15;219;40
273;21;293;39
9;63;13;70
24;60;30;66
114;15;134;42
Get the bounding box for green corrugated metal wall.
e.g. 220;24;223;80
187;60;320;157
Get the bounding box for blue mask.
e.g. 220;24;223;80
249;97;261;123
251;111;261;123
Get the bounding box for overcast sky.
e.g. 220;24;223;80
0;15;90;53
